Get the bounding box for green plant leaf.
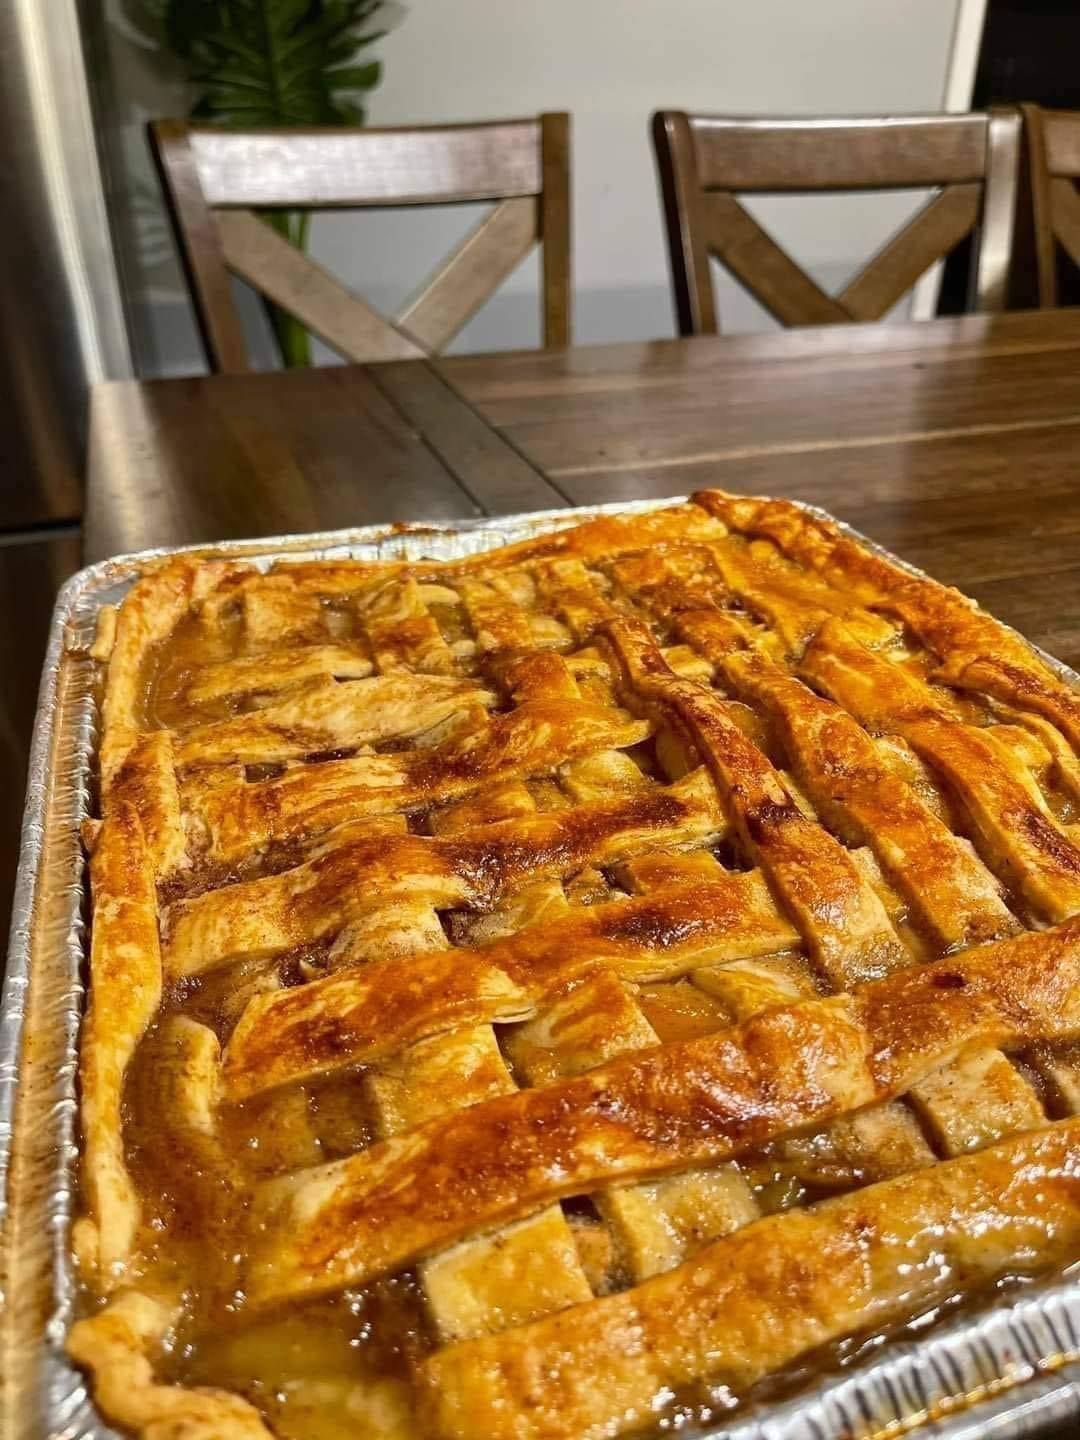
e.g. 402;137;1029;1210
322;36;367;66
192;65;273;93
325;60;381;89
161;0;386;128
164;0;234;60
191;29;268;68
156;0;389;365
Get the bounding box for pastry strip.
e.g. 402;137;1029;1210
246;918;1080;1302
697;490;1080;745
273;503;730;597
221;870;797;1099
174;673;495;767
99;557;210;785
601;618;908;985
802;619;1080;922
186;699;651;862
74;805;163;1283
360;576;458;674
692;620;1017;951
422;1117;1080;1440
167;769;723;976
182;643;373;707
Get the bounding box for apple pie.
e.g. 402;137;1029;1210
68;492;1080;1440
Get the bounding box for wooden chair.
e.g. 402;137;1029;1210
151;116;571;372
1019;104;1080;307
651;110;1022;333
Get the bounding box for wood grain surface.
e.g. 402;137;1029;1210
86;364;491;555
437;308;1080;665
651;110;1021;330
68;308;1080;1439
152;116;570;370
87;308;1080;671
1019;104;1080;308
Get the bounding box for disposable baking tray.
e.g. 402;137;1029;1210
3;497;1080;1440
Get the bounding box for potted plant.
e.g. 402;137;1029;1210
129;0;388;366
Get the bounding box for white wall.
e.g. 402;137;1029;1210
109;0;964;370
318;0;960;352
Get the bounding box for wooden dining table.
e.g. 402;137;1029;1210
7;304;1066;1440
85;306;1080;670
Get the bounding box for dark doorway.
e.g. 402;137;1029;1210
939;0;1080;312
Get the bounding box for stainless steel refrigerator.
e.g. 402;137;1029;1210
0;0;131;530
0;0;134;946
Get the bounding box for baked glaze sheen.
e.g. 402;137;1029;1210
69;493;1080;1440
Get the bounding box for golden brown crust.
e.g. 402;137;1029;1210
221;866;795;1100
174;672;495;767
67;1294;273;1439
167;770;724;979
76;804;163;1285
186;697;651;863
694;489;1080;741
801;618;1080;922
71;492;1080;1440
699;624;1017;951
601;617;907;985
244;918;1080;1303
422;1118;1080;1440
99;557;243;787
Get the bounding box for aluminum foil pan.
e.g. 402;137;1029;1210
3;497;1080;1440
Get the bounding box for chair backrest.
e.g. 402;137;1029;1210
1020;103;1080;307
151;115;571;372
651;110;1022;334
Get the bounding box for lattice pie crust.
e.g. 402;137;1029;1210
68;493;1080;1440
